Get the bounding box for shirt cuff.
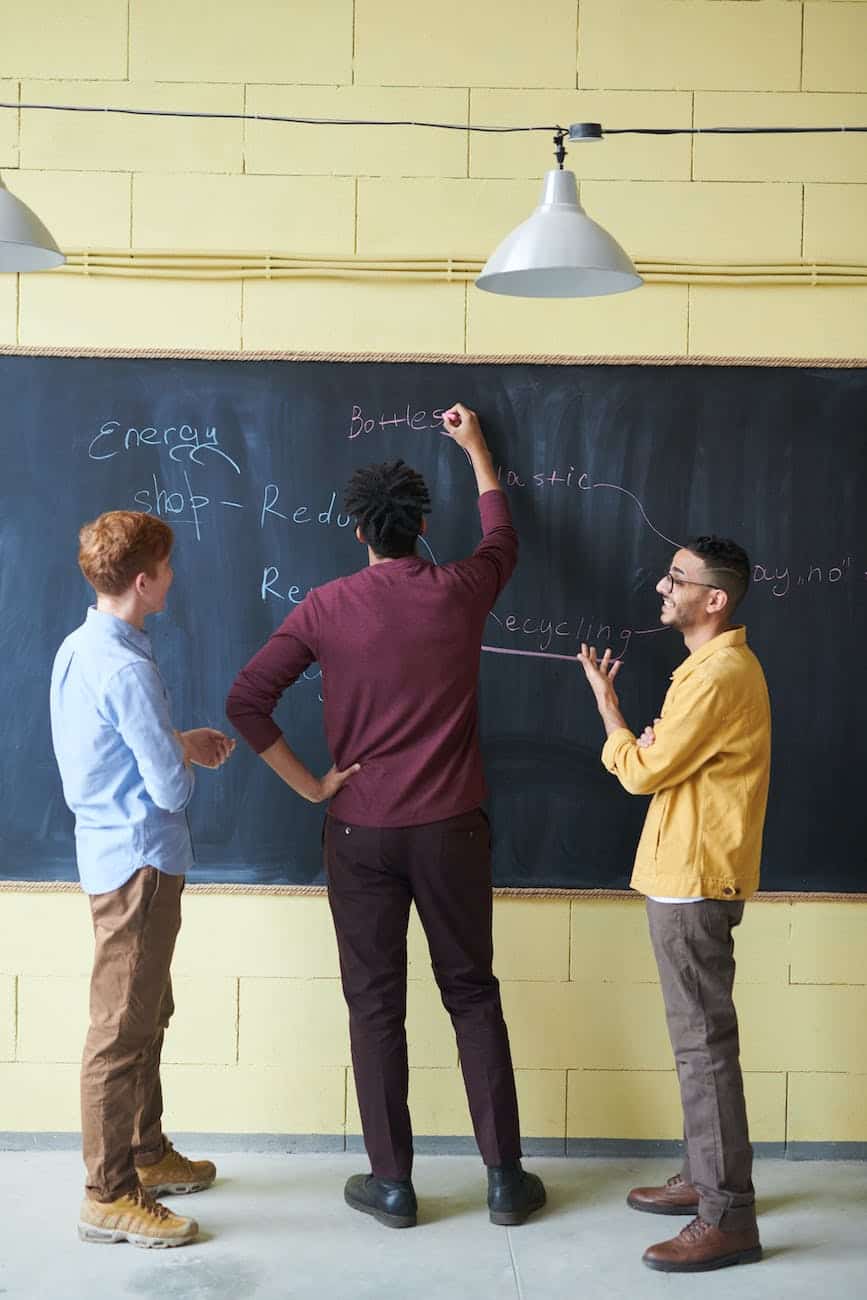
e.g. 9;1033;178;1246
601;727;636;772
232;716;284;755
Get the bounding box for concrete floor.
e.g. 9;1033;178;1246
1;1152;865;1299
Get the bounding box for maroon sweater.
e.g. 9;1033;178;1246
226;490;517;827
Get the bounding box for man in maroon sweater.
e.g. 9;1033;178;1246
226;403;544;1230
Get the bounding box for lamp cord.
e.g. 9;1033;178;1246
1;102;866;135
604;125;867;136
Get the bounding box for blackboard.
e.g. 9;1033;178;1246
0;352;864;893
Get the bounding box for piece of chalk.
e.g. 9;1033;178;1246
445;411;460;426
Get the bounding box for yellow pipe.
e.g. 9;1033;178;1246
47;251;867;287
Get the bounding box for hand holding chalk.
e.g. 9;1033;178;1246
440;402;485;452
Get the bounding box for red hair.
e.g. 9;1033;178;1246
78;511;173;596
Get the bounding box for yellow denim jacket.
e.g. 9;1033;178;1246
601;627;771;900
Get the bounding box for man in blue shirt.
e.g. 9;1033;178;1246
50;510;234;1249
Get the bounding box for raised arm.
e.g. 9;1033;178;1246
442;402;518;602
578;645;727;796
442;402;501;497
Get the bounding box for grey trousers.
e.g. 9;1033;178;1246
646;898;756;1232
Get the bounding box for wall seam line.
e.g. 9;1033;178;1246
234;976;240;1064
351;0;357;87
242;82;248;177
686;284;692;356
462;280;469;355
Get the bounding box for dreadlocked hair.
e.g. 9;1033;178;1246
344;459;432;559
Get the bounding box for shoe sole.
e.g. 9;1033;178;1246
344;1189;416;1229
140;1179;215;1197
627;1195;700;1216
489;1189;547;1226
78;1224;197;1249
643;1246;763;1273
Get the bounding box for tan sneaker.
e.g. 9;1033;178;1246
78;1184;198;1248
136;1139;217;1196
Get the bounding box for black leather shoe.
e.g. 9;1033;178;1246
487;1163;546;1226
344;1174;417;1229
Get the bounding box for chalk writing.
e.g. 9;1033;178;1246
492;459;683;550
261;569;309;604
488;607;634;658
576;474;681;548
418;536;438;565
482;645;579;664
260;485;353;531
134;471;209;542
89;420;240;473
348;404;448;440
753;556;855;597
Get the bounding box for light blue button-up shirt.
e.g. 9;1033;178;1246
49;607;194;895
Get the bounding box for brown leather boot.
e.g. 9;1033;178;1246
643;1215;762;1272
136;1139;216;1196
627;1173;699;1216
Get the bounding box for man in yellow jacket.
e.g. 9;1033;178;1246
579;535;770;1275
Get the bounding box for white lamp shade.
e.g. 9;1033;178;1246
0;183;65;272
476;169;641;299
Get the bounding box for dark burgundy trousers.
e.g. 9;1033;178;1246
324;808;522;1180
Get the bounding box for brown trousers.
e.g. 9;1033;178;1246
325;808;522;1181
647;898;756;1232
81;867;183;1202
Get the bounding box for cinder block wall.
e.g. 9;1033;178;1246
1;894;866;1145
1;1;865;1146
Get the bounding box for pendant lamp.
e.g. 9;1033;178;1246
476;128;641;299
0;177;65;272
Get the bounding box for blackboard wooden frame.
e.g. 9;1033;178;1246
2;346;864;900
0;346;864;368
0;881;864;901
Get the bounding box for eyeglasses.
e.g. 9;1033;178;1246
661;572;722;595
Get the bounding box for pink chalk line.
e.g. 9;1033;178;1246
482;644;581;663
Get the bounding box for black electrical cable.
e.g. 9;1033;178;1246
0;102;863;135
604;125;867;135
0;102;560;133
1;103;866;136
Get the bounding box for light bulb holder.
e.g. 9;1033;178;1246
568;122;604;142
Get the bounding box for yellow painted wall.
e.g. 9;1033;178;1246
1;1;865;1143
